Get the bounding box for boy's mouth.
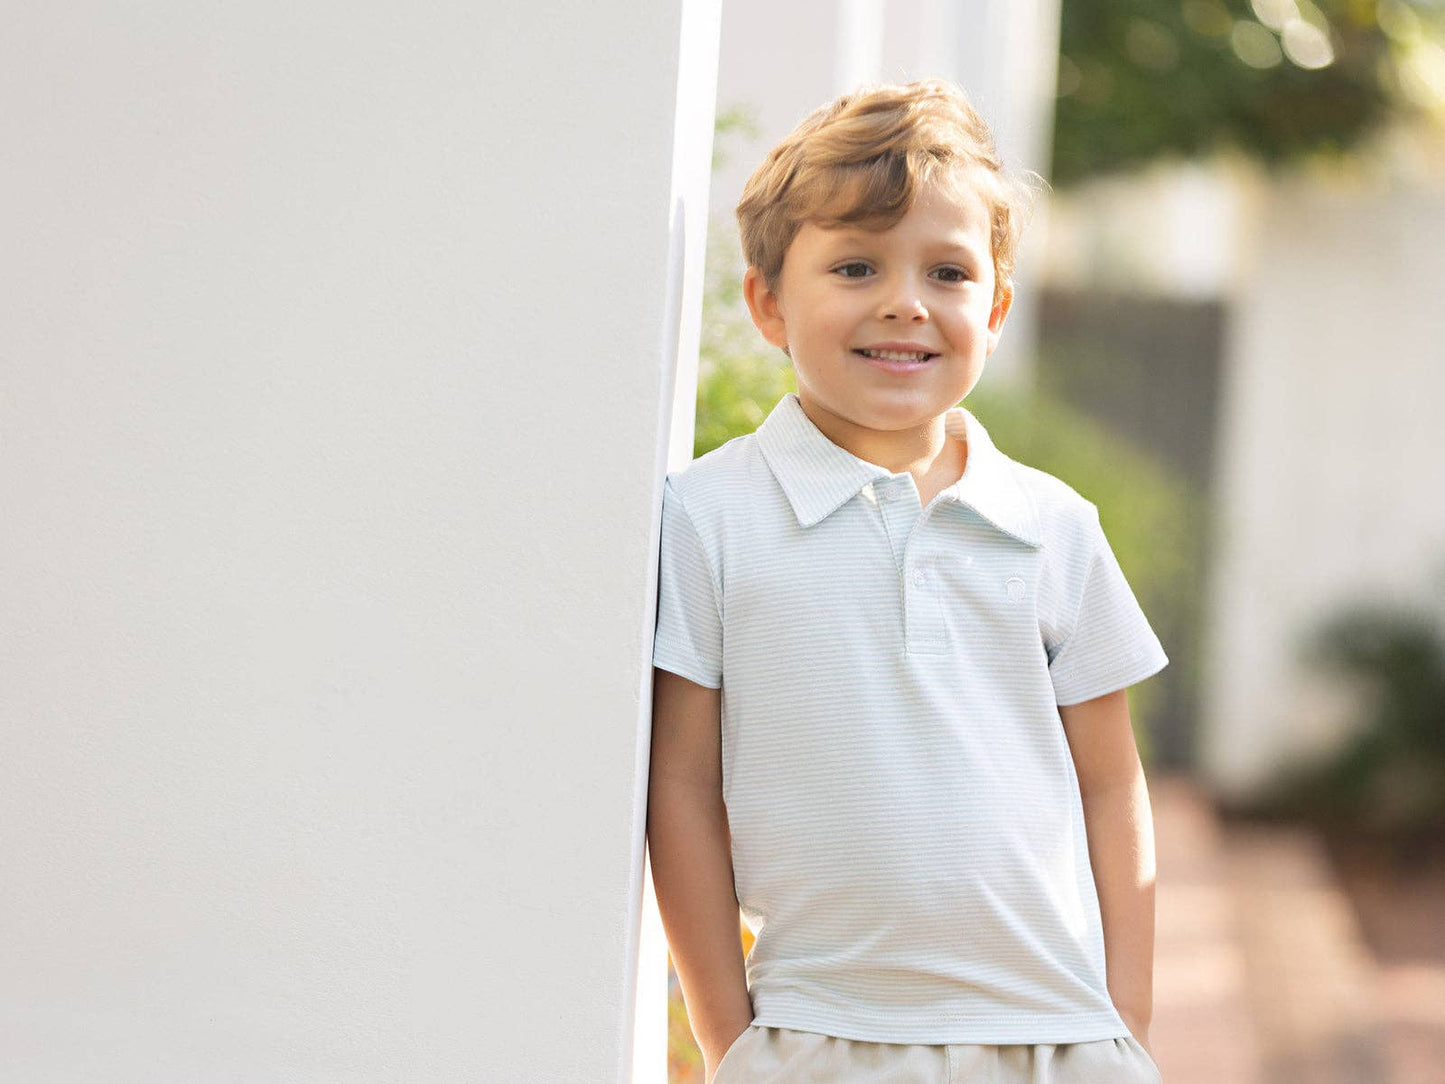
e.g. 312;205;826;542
855;348;938;362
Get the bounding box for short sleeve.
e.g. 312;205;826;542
1047;506;1168;706
652;476;723;688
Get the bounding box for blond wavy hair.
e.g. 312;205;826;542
736;79;1038;307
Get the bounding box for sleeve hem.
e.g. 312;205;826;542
1052;647;1169;707
652;653;722;690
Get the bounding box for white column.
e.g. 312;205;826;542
836;0;886;92
0;2;719;1080
643;2;725;1080
940;0;1062;388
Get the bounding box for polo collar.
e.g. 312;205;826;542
756;392;1042;548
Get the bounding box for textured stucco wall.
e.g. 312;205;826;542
0;2;718;1080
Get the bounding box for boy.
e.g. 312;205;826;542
648;80;1167;1083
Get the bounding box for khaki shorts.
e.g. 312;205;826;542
712;1024;1163;1083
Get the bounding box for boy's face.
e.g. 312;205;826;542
743;172;1012;458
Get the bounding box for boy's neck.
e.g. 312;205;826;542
798;399;969;498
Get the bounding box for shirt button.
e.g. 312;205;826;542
911;570;925;586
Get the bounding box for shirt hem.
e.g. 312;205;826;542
749;1001;1130;1046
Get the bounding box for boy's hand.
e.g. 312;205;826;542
1117;1007;1153;1058
702;1018;753;1084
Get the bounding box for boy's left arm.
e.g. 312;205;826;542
1059;687;1156;1055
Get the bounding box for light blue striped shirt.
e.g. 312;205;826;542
653;391;1168;1044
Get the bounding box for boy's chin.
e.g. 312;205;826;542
834;402;965;432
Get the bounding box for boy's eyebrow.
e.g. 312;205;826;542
820;229;987;260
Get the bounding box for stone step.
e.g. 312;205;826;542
1149;773;1267;1084
1149;770;1433;1082
1221;821;1391;1083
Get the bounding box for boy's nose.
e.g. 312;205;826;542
880;283;928;321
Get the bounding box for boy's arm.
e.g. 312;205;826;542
647;667;753;1079
1059;687;1156;1055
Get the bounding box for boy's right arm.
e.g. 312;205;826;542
647;666;754;1080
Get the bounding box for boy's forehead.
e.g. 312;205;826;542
810;167;996;236
805;186;993;247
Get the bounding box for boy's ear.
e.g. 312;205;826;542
742;266;790;353
984;281;1014;356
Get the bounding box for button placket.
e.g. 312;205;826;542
903;525;947;653
874;479;916;579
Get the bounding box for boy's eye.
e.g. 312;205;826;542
833;262;873;278
932;266;969;283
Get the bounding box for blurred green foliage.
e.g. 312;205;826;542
712;103;760;172
696;107;797;458
1054;0;1445;184
695;222;795;458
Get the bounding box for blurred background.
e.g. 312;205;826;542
667;1;1445;1081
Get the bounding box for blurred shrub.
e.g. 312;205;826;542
1259;589;1445;847
694;219;796;459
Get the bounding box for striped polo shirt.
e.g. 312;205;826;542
652;391;1168;1045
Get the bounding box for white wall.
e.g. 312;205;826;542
712;0;841;216
1200;177;1445;798
1040;161;1242;299
0;2;718;1080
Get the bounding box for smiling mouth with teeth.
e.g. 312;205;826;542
855;348;938;362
